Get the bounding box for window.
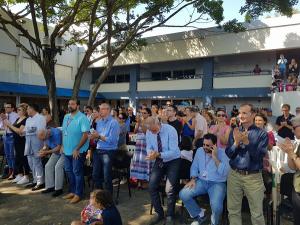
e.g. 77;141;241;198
116;74;130;83
151;71;171;81
173;69;195;79
103;75;115;83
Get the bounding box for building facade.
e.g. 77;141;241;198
1;15;300;111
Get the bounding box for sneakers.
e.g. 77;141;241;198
120;178;127;185
191;215;208;225
12;174;23;183
17;176;30;185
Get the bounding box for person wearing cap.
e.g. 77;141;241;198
278;115;300;225
296;107;300;116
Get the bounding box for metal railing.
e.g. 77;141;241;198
214;70;272;77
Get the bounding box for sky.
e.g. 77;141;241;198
143;0;300;37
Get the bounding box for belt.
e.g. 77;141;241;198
232;167;261;175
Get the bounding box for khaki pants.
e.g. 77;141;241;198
227;169;265;225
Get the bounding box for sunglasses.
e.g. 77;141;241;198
217;114;226;117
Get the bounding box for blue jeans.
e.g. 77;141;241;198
64;154;85;197
179;179;226;225
3;134;15;170
92;149;116;194
149;158;181;218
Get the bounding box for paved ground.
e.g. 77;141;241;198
0;179;293;225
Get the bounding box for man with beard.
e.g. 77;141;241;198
62;99;90;204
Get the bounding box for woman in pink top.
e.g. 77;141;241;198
208;108;230;149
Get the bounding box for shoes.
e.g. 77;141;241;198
7;175;15;180
41;187;55;194
120;178;127;185
32;183;45;191
69;195;81;204
149;214;164;225
17;176;29;185
12;175;23;183
191;215;207;225
25;182;37;188
52;189;63;197
63;193;75;200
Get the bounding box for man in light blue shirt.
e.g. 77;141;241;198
91;103;120;193
62;99;90;204
179;133;230;225
146;117;181;225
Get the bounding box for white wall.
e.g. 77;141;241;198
94;83;130;93
90;15;300;67
214;51;276;73
137;79;202;91
213;75;272;89
214;97;271;113
271;91;300;117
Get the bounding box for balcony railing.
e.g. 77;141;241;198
214;70;272;77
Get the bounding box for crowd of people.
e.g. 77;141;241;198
0;100;300;225
271;54;300;92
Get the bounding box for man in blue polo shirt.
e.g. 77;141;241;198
91;103;120;194
62;99;90;204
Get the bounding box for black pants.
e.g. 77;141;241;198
292;188;300;225
280;173;295;202
14;141;30;175
149;158;181;218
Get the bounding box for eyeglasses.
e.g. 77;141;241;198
217;114;226;117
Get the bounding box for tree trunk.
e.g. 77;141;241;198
87;61;114;106
72;52;92;99
43;61;60;126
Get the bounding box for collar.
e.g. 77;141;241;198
102;115;112;122
240;123;256;131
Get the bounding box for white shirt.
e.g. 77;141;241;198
25;113;46;136
2;112;19;134
195;113;208;137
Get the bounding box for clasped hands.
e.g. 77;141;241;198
278;138;294;156
145;150;160;160
233;127;249;146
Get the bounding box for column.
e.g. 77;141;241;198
202;57;214;106
129;64;139;113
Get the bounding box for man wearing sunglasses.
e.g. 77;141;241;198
225;103;268;225
179;133;230;225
